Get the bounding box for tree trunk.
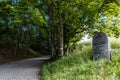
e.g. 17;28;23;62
48;1;55;57
47;1;64;58
58;18;64;56
49;27;55;57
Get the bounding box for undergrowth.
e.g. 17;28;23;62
110;38;120;49
41;40;120;80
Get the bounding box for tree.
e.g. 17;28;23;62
0;0;119;58
40;0;120;58
0;0;48;55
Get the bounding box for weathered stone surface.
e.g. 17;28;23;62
92;32;111;60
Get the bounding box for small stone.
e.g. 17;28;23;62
92;32;111;60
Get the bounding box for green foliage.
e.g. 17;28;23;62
41;40;120;80
0;0;120;56
0;0;48;54
110;38;120;49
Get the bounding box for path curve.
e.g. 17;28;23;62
0;55;50;80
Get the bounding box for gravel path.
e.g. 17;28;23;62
0;56;50;80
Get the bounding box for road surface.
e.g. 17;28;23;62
0;56;50;80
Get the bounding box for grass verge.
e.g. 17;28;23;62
41;41;120;80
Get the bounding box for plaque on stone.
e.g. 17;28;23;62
92;32;111;60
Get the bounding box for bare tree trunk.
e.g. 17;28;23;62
48;1;55;57
49;27;55;57
58;18;64;56
47;0;64;58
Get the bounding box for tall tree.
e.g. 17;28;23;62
41;0;120;58
0;0;119;58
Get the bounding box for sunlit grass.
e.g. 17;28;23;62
41;38;120;80
110;37;120;49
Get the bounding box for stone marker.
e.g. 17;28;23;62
92;32;111;60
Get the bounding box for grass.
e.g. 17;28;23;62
110;38;120;49
41;38;120;80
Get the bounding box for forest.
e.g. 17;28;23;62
0;0;119;59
